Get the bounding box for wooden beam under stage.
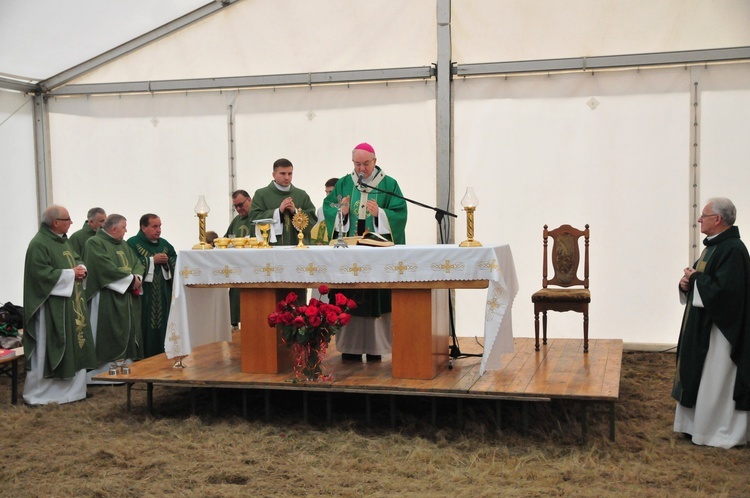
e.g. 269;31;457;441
97;336;622;440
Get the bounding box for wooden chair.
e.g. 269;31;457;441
531;224;590;352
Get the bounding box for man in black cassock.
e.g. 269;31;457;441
673;197;750;448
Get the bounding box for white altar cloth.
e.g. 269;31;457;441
165;244;518;375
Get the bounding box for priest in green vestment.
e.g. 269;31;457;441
23;205;98;404
84;214;145;380
127;213;177;358
248;158;317;246
224;189;253;238
68;207;106;258
224;189;253;326
322;142;407;362
673;197;750;448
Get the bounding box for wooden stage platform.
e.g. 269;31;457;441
98;334;622;441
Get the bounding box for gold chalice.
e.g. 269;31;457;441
292;211;310;249
257;223;271;248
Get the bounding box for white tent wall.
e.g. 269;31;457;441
0;90;37;304
453;67;690;346
71;0;437;84
47;91;233;252
452;0;750;62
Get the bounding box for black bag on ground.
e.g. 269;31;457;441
0;302;23;330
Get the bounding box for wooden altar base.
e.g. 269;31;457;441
96;336;622;442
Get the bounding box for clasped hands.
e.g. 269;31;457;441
339;195;379;217
74;265;87;281
679;267;697;292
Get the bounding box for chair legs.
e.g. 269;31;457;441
533;310;588;353
583;312;589;353
533;311;548;351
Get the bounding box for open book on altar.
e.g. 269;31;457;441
356;231;394;247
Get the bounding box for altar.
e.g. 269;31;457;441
165;244;518;378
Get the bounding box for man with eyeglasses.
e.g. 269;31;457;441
69;207;106;259
224;189;253;239
22;205;98;405
673;197;750;448
84;214;144;383
321;142;407;362
223;190;253;327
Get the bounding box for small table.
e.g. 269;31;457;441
0;348;23;404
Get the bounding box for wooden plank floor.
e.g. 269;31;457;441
97;335;622;403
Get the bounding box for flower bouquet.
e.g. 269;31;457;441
267;285;356;381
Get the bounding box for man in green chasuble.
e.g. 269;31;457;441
673;197;750;448
224;189;252;326
68;207;106;259
248;158;317;246
323;142;407;362
23;205;98;405
127;214;177;358
84;214;145;382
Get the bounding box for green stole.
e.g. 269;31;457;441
225;214;253;238
22;224;97;378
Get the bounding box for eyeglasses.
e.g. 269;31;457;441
699;213;719;220
233;199;247;209
56;217;72;222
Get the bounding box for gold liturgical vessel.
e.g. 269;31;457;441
459;187;482;247
293;211;310;249
192;195;213;250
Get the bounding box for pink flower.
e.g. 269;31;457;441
335;293;348;307
339;313;351;326
318;285;329;295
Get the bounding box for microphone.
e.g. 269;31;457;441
357;172;365;185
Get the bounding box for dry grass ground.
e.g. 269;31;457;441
1;351;749;497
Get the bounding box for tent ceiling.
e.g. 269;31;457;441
0;0;210;83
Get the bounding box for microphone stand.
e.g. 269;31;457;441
358;179;480;368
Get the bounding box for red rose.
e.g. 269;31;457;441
326;311;339;324
309;315;322;327
281;312;295;325
267;314;279;327
339;313;351;326
347;299;357;310
335;293;348;306
292;316;306;328
318;284;329;295
305;305;319;317
285;292;298;304
308;298;320;308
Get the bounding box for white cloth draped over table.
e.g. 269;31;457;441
165;244;518;375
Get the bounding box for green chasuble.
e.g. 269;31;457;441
672;226;750;410
248;182;317;246
68;222;97;259
22;224;98;378
225;214;254;238
84;229;145;363
127;231;177;358
322;167;408;316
